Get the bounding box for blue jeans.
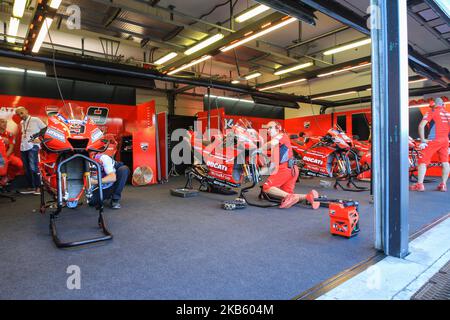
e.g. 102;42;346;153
21;145;40;189
90;164;130;206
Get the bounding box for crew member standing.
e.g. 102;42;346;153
0;118;23;183
410;97;449;192
261;121;319;209
15;107;46;195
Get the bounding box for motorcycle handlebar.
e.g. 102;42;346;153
28;127;47;142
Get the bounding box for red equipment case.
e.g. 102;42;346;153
328;201;360;238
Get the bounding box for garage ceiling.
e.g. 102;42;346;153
0;0;448;104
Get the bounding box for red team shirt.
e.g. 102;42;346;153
422;106;450;142
262;132;298;194
419;106;450;165
0;130;15;149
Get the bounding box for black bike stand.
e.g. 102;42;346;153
48;154;113;249
49;208;112;248
334;177;369;192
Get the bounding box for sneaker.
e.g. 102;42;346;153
0;176;8;186
111;200;121;209
436;183;447;192
306;189;320;210
33;190;41;195
279;194;301;209
409;183;425;192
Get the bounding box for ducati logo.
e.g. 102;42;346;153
303;156;323;165
206;161;228;171
140;142;149;152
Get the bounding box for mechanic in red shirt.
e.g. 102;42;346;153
261;121;319;209
410;97;449;192
0;118;23;182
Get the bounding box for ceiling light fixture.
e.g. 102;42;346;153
323;38;372;56
235;4;270;23
231;80;240;84
27;70;46;76
32;17;54;53
220;16;297;53
312;91;357;100
167;55;212;75
274;62;313;76
153;52;178;65
207;94;254;104
12;0;27;18
184;34;224;55
259;78;307;91
317;62;371;78
409;103;431;108
7;17;20;43
49;0;63;10
0;66;25;72
408;78;428;84
244;72;262;80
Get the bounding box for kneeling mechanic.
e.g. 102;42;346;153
89;152;130;209
261;121;318;209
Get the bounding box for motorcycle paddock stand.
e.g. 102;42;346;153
222;164;321;211
49;154;113;249
334;176;369;192
170;168;201;198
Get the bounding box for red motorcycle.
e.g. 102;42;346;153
171;119;266;197
35;103;112;248
290;127;370;192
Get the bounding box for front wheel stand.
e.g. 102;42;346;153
48;153;113;248
49;209;113;248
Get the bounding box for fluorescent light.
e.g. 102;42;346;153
49;0;63;10
184;34;224;55
323;38;371;56
221;17;297;52
408;78;427;84
244;72;262;80
167;55;212;75
208;94;253;104
317;62;371;78
312;91;357;100
27;70;46;76
0;66;25;73
409;103;430;108
235;5;270;23
32;17;53;53
12;0;27;18
259;78;307;91
274;62;313;75
7;17;20;43
231;80;240;84
153;52;178;65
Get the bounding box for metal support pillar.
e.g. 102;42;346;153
371;0;409;257
167;91;175;116
206;86;211;140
